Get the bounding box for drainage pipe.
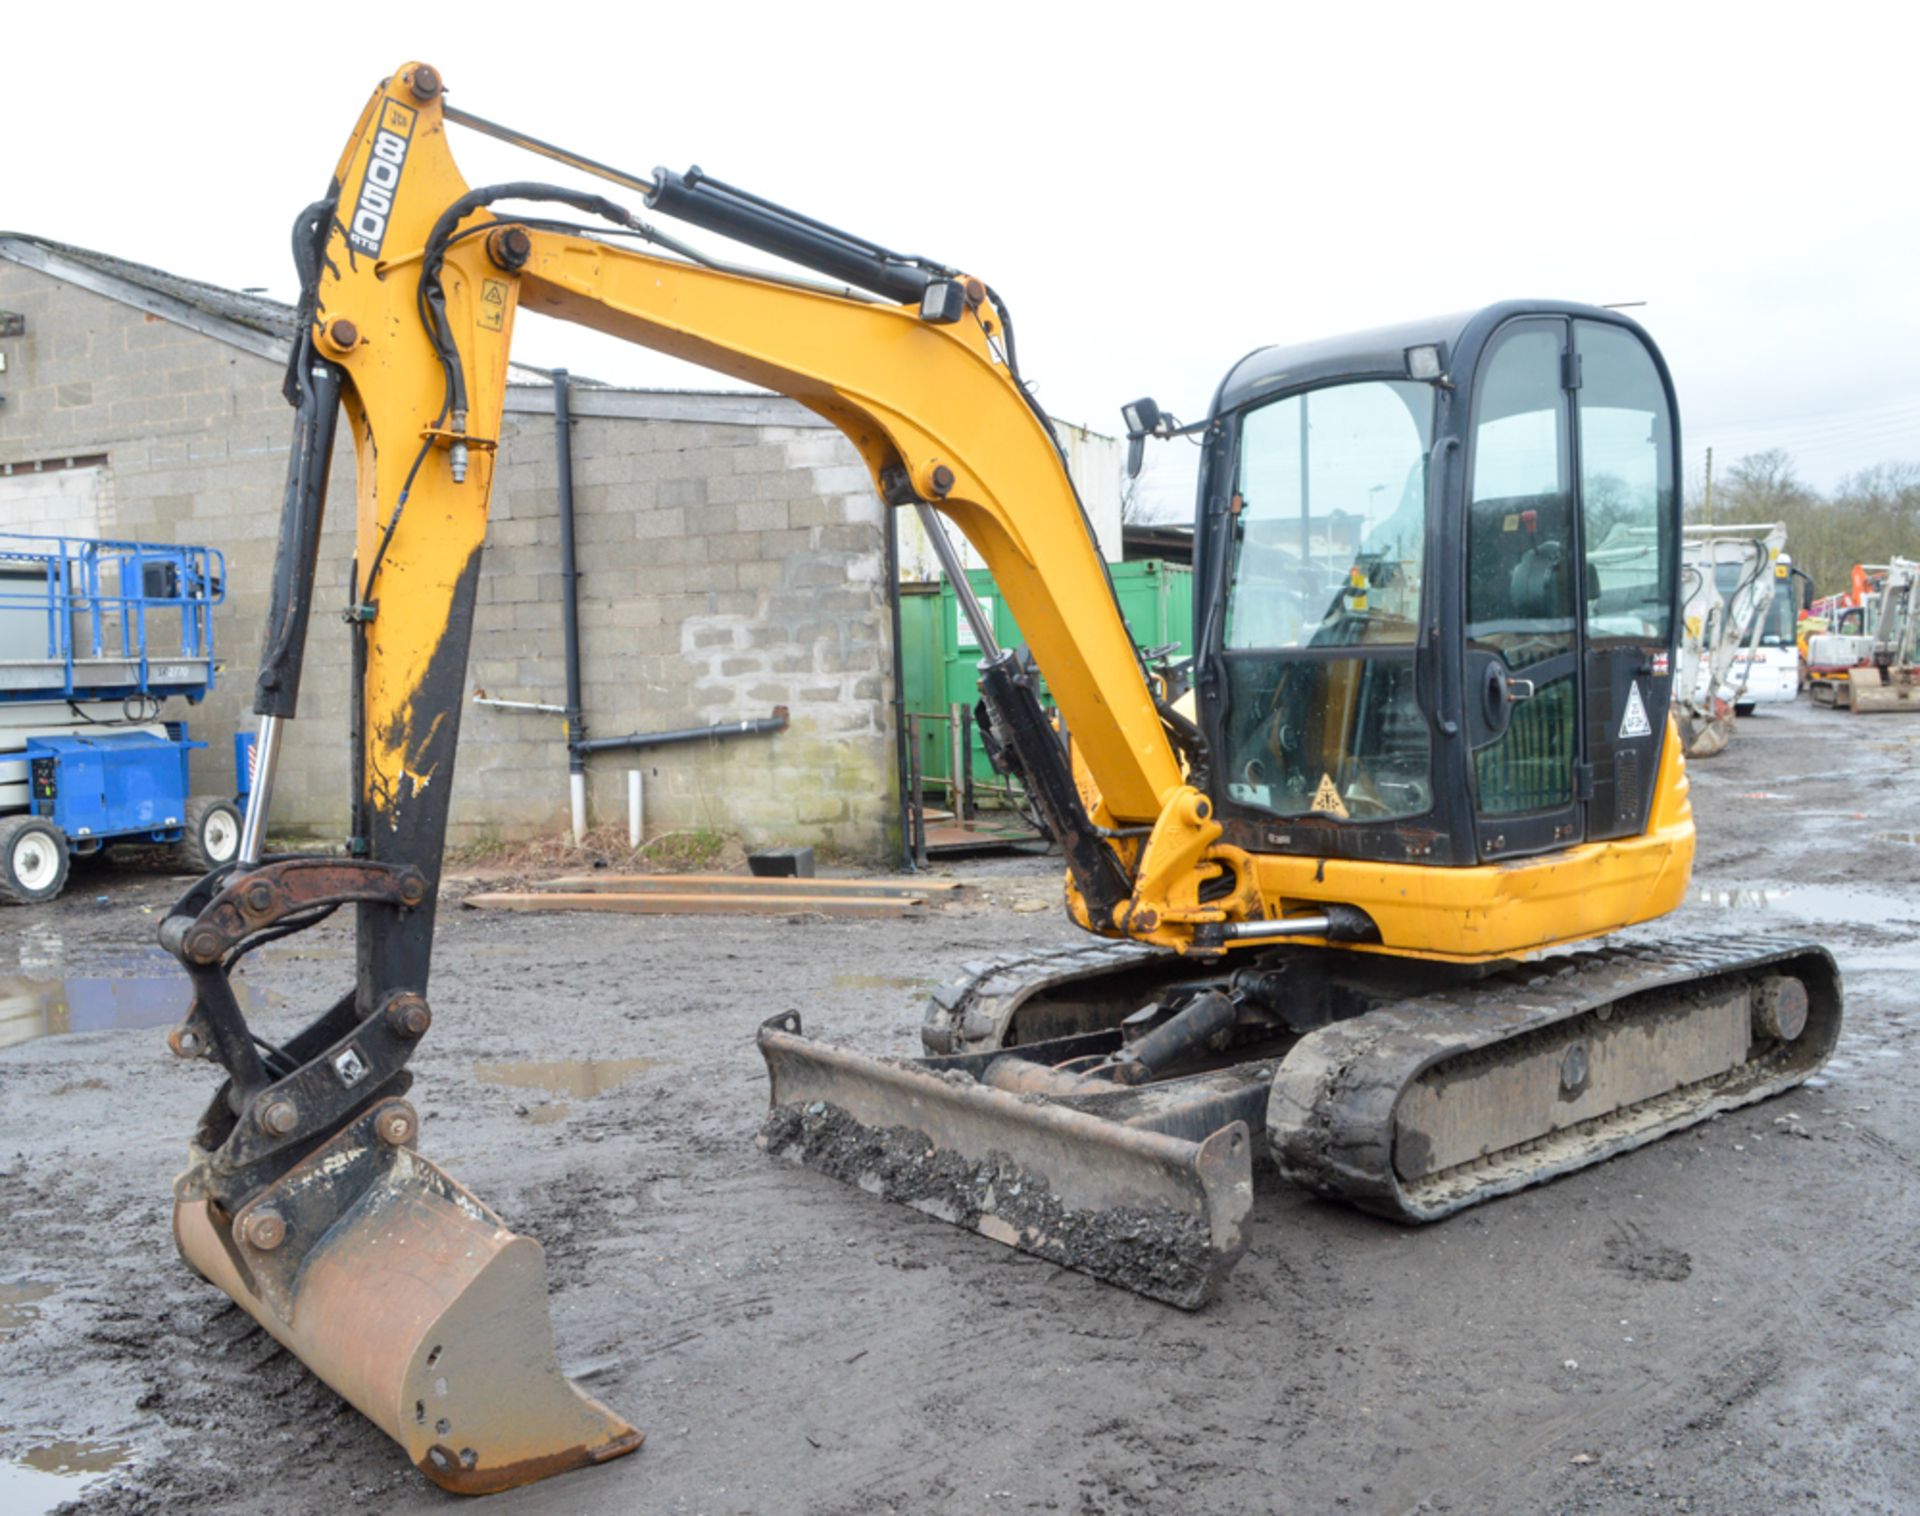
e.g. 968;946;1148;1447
553;369;588;843
884;506;914;872
573;709;789;756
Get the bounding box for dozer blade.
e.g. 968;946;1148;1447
1847;666;1920;712
174;1097;641;1495
756;1012;1255;1309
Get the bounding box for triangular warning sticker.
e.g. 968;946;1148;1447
1310;773;1350;819
1619;681;1653;739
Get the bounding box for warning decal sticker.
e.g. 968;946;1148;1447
1619;681;1653;739
1310;774;1350;820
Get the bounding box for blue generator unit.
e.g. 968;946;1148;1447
0;533;243;903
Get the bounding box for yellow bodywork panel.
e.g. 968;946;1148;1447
1230;713;1694;962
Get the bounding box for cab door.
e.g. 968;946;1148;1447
1574;319;1677;840
1463;319;1583;859
1463;317;1678;860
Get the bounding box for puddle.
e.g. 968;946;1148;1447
525;1102;574;1126
0;1436;133;1512
831;973;934;991
473;1058;660;1099
16;924;63;976
0;1283;57;1342
1688;884;1920;924
0;975;275;1053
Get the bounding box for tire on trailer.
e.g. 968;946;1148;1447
177;796;243;875
0;816;71;903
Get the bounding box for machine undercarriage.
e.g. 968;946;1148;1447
759;935;1840;1307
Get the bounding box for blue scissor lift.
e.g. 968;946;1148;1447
0;532;249;903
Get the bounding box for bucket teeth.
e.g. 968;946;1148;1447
175;1098;641;1495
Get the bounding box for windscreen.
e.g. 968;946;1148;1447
1220;380;1436;823
1224;381;1434;650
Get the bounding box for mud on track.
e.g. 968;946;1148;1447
2;698;1917;1515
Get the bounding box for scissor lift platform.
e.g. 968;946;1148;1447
0;533;242;902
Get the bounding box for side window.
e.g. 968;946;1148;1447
1467;324;1574;660
1468;323;1577;816
1576;322;1674;647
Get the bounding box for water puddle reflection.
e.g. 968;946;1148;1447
473;1057;660;1100
0;1434;133;1513
0;975;276;1052
0;1282;56;1343
1688;883;1919;923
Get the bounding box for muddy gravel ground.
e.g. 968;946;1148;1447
2;698;1917;1515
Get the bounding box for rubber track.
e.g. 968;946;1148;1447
1267;932;1841;1222
920;939;1172;1054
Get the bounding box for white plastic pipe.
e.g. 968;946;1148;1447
628;770;644;850
570;771;587;846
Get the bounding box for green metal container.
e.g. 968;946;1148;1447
900;559;1193;798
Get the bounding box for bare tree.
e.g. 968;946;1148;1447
1684;450;1920;599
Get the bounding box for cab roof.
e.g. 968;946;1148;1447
1210;299;1644;417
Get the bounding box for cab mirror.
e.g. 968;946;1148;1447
1121;396;1162;437
1121;396;1162;480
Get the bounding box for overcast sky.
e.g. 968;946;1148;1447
10;3;1915;517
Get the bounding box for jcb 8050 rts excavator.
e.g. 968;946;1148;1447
160;62;1841;1496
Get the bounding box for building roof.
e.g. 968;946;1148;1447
0;233;297;361
0;232;568;387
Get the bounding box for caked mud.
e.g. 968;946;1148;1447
760;1101;1219;1307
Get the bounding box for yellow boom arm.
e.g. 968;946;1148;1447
294;62;1231;948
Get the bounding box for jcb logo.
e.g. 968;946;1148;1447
347;100;417;258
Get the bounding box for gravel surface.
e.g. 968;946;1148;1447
1;697;1916;1515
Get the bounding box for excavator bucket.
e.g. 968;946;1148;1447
756;1013;1255;1308
1679;703;1734;758
1847;666;1920;712
173;1096;641;1495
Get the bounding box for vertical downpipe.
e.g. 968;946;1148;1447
553;370;588;845
884;504;914;871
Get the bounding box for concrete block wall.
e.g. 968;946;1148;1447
0;260;358;828
462;394;896;855
0;262;899;858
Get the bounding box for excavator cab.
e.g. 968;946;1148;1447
1193;305;1680;868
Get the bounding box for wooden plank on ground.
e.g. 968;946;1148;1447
534;873;962;898
464;890;925;919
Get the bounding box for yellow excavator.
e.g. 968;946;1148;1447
160;62;1841;1496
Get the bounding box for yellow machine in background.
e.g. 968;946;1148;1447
157;63;1841;1494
